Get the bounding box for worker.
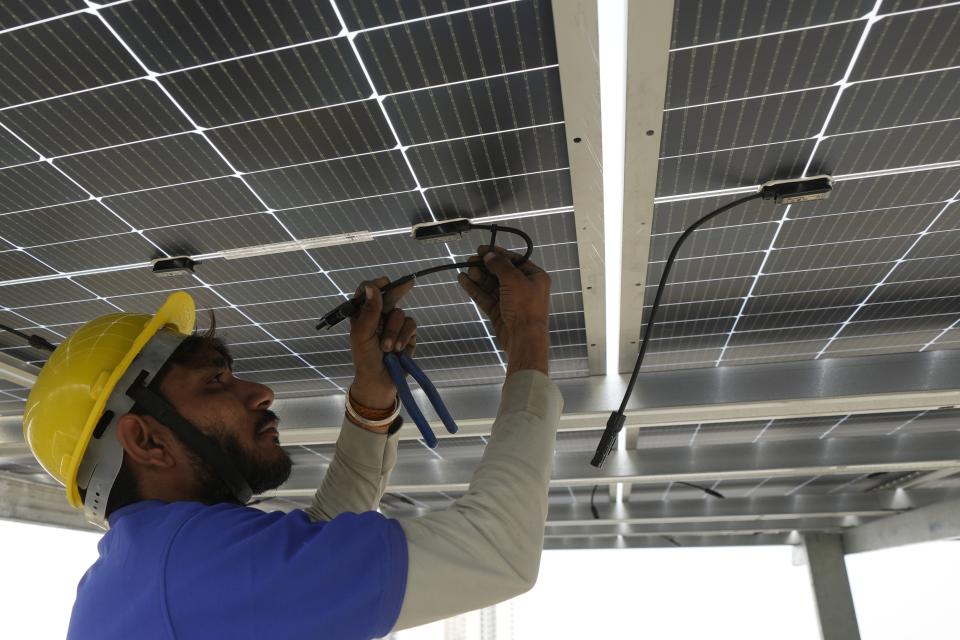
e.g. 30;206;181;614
23;246;563;639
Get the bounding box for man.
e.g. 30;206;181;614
23;247;563;639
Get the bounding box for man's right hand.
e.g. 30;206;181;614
457;246;551;377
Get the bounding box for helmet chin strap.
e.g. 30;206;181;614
76;329;252;529
125;376;253;506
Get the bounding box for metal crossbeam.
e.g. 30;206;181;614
0;473;94;532
265;430;960;495
3;350;958;448
844;496;960;553
0;353;38;388
543;491;942;526
544;532;792;549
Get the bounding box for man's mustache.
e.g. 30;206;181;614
254;410;280;434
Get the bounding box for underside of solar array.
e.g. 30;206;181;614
0;0;958;547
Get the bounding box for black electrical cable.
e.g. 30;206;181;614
591;193;764;467
590;484;601;519
676;481;726;499
661;535;683;548
0;323;57;352
316;222;534;330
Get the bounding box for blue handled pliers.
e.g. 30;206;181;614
382;351;458;448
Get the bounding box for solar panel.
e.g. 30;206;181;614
643;0;960;371
0;0;583;399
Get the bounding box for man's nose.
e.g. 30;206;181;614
241;379;275;410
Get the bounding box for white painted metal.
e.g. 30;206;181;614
0;473;94;532
844;496;960;553
1;350;957;452
552;0;607;374
803;534;862;640
619;0;673;373
272;349;960;441
890;467;960;490
266;430;960;495
0;352;38;388
545;532;791;549
544;491;940;526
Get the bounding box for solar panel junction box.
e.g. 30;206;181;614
411;218;472;243
760;175;833;204
151;256;199;277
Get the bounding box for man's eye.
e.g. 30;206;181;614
210;372;225;384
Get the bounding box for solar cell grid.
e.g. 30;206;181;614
0;161;86;214
0;12;143;107
1;279;95;309
27;233;158;272
274;191;423;236
0;126;37;168
144;212;291;255
339;0;491;30
669;0;875;49
96;176;257;227
0;79;193;157
207;101;396;172
354;0;557;94
0;1;84;30
101;0;341;73
159;39;369;127
0;200;129;247
384;66;564;145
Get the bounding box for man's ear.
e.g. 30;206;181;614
116;414;179;469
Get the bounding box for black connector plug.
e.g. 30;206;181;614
0;323;57;352
760;175;833;204
412;218;472;243
27;334;57;352
590;411;626;468
316;296;364;331
315;275;417;331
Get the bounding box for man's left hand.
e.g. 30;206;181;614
349;277;416;410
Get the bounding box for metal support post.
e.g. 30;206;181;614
803;534;861;640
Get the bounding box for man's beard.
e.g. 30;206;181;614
186;412;293;505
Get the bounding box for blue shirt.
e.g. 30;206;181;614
67;500;408;640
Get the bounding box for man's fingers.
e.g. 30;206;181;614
467;264;497;293
380;308;405;351
477;244;525;264
355;276;389;298
457;272;497;314
397;316;416;352
480;249;525;284
478;244;545;278
351;282;382;336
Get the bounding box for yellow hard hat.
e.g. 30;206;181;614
23;292;195;509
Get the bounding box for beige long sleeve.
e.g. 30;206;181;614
304;419;400;521
392;370;563;631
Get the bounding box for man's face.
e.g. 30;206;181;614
158;347;292;503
